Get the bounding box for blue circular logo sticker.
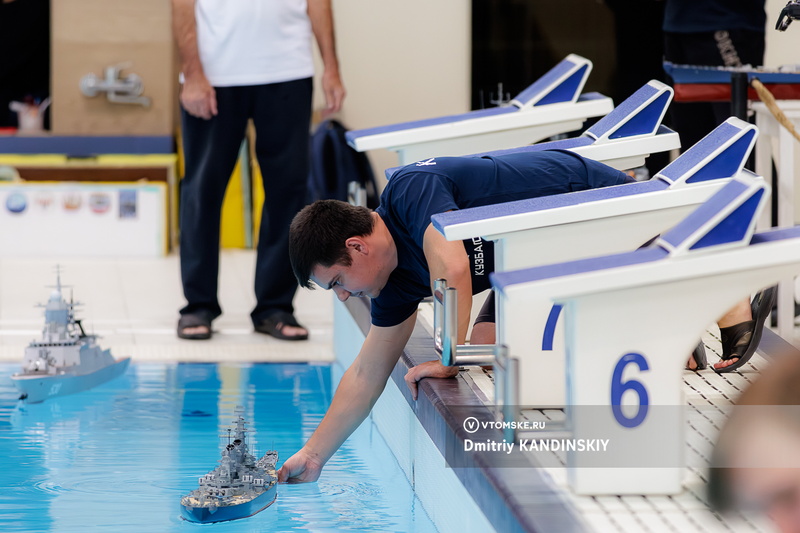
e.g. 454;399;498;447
6;192;27;214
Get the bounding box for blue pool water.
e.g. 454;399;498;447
0;363;438;532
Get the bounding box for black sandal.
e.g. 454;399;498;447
714;286;777;373
687;342;707;371
254;311;309;341
177;314;212;340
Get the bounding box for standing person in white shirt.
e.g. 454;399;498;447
172;0;345;341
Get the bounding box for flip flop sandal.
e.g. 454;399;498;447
687;342;707;371
177;314;212;340
714;286;777;374
254;311;309;341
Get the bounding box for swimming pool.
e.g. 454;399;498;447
0;362;438;532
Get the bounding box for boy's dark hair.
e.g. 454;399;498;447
289;200;375;289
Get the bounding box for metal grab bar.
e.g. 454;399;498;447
432;278;495;366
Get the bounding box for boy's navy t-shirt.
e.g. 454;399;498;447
370;150;629;328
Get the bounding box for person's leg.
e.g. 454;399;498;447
178;86;251;336
250;77;313;338
714;287;777;372
471;292;497;345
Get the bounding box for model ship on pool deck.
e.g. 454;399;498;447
181;407;278;523
10;268;130;403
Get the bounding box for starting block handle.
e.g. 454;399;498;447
433;278;495;367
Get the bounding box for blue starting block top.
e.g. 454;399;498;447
384;80;675;179
491;176;768;292
511;54;592;109
430;116;758;238
657;177;765;254
656;120;757;185
585;81;672;141
346;54;595;147
430;180;665;236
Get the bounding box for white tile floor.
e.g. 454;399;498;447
0;252;335;363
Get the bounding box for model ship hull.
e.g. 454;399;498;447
11;357;131;403
180;483;277;523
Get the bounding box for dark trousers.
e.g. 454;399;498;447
179;77;312;325
664;30;764;150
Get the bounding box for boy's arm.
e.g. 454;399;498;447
278;312;417;482
403;223;473;400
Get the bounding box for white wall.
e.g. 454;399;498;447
312;0;471;188
765;0;800;67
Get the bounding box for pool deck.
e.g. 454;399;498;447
0;254;335;364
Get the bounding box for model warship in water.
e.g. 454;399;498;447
10;269;130;403
181;407;278;523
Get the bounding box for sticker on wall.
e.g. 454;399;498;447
6;192;27;214
119;190;137;219
34;192;55;211
63;192;82;211
89;192;111;214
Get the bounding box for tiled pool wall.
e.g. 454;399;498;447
334;298;582;533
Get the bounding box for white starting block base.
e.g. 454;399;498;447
421;305;775;531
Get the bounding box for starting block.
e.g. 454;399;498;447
468;79;679;171
346;55;613;165
386;80;680;179
432;117;758;407
491;175;800;495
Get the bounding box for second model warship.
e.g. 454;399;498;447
11;269;130;403
181;407;278;523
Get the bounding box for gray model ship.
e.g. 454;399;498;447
10;270;130;403
181;407;278;523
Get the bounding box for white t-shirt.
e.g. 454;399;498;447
194;0;314;87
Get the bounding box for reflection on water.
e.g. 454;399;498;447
0;363;437;532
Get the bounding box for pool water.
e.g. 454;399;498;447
0;363;438;533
